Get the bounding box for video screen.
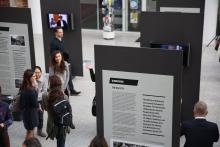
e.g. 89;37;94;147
150;42;190;67
48;13;70;29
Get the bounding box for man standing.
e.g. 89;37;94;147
181;101;219;147
50;26;81;95
34;66;47;137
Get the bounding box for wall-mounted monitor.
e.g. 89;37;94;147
150;42;190;67
47;13;74;30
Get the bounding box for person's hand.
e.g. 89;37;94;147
38;103;43;112
85;64;93;69
0;123;5;128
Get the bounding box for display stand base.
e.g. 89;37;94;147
103;31;115;39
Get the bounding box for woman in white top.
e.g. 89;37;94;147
49;50;70;96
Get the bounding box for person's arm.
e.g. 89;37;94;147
38;76;48;98
63;62;70;91
3;104;13;128
213;123;219;142
49;66;54;76
33;90;39;108
180;122;186;136
89;68;95;82
85;64;95;82
41;92;48;111
50;39;57;55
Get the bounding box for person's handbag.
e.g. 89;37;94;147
10;93;21;112
9;93;22;121
91;97;96;116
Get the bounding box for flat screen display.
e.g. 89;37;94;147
150;42;190;67
47;13;73;30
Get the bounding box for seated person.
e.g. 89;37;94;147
181;101;219;147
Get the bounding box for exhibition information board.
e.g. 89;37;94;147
103;70;174;147
0;22;31;95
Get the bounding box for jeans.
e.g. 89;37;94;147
56;135;66;147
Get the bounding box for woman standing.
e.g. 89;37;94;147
49;50;70;96
20;69;39;139
42;75;70;147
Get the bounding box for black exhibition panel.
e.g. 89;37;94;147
95;45;182;147
0;7;35;67
40;0;83;76
140;12;204;121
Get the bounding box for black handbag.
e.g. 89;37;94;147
91;97;96;116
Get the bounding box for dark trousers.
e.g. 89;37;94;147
0;128;10;147
68;64;75;93
56;134;66;147
38;101;44;130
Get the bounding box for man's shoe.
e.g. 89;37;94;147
37;129;46;137
70;122;75;129
70;90;81;96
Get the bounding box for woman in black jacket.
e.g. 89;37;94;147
20;69;39;139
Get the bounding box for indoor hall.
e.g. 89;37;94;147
7;29;220;147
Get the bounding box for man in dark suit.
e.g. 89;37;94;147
57;15;68;29
181;101;219;147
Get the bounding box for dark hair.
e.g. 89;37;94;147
21;69;35;90
34;66;42;72
23;137;42;147
50;50;66;74
89;136;108;147
54;26;62;33
48;75;64;105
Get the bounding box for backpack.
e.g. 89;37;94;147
52;98;74;128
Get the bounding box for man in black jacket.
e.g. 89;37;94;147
181;101;219;147
50;27;81;95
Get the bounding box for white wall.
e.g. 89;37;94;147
28;0;46;73
203;0;219;45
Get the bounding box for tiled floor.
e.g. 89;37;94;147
8;29;220;147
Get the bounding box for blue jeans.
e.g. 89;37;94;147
56;135;66;147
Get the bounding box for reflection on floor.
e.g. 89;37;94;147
9;29;220;147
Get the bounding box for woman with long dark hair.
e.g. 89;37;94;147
20;69;39;139
49;50;70;96
42;75;71;147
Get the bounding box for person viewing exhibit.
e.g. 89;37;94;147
22;137;42;147
42;75;72;147
34;66;47;137
20;69;39;140
88;135;108;147
85;64;96;116
49;50;70;96
181;101;219;147
50;26;81;96
0;85;13;147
